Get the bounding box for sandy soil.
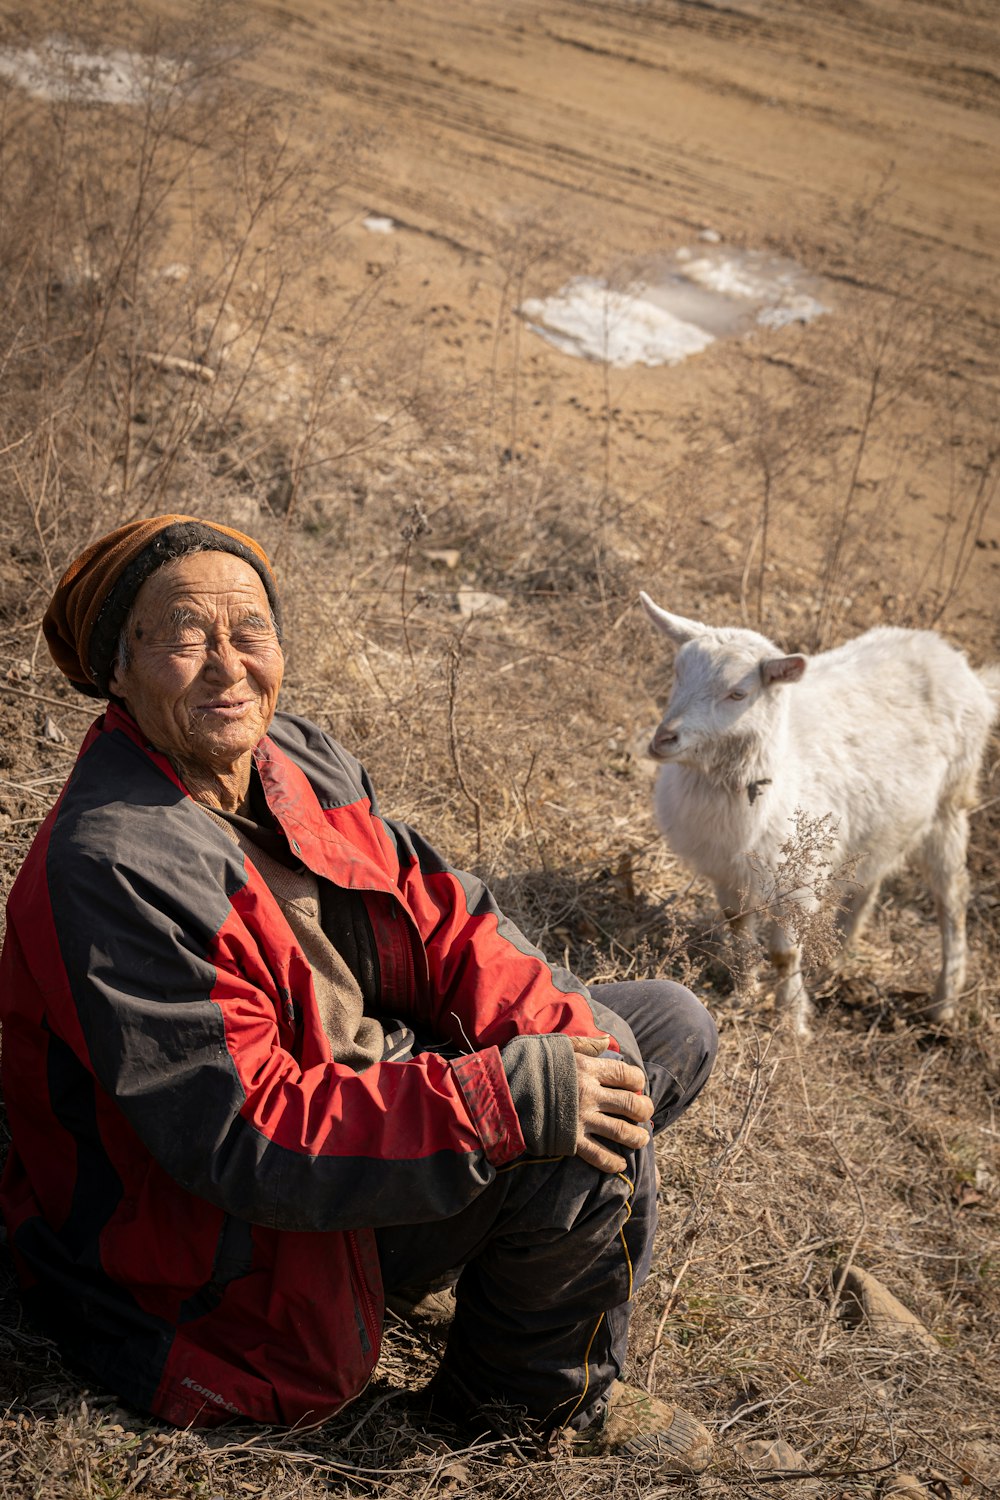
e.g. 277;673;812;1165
208;0;1000;634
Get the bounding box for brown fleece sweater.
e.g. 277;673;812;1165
204;809;385;1072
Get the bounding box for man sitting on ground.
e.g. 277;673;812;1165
0;515;717;1473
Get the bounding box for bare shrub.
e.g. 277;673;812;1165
0;1;390;635
748;810;859;972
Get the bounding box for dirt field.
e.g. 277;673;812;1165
0;1;998;1496
237;0;1000;621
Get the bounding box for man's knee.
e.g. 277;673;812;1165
589;979;717;1131
652;981;717;1111
593;979;717;1076
662;980;719;1076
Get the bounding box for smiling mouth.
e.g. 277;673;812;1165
197;699;254;717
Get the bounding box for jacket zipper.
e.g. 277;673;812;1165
347;1230;381;1358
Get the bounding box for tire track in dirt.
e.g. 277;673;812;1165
294;30;771;227
567;0;1000;104
255;0;998;295
229;0;1000;618
325;62;766;223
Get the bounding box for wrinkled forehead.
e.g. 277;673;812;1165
132;552;273;623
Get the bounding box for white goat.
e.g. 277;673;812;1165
640;593;1000;1034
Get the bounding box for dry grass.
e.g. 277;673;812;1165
1;11;999;1499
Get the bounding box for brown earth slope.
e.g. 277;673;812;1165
223;0;1000;629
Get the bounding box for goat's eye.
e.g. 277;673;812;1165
726;689;747;701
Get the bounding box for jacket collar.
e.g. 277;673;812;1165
99;703;402;899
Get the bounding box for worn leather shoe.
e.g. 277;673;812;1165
384;1285;457;1331
571;1381;712;1474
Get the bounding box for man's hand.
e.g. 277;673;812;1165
569;1036;653;1173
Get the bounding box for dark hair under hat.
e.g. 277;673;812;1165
43;515;282;698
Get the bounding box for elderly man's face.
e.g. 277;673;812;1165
108;552;284;781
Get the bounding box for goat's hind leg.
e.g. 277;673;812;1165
919;804;971;1025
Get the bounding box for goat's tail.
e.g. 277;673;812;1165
977;663;1000;721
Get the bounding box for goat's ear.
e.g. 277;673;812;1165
761;654;807;686
639;592;707;645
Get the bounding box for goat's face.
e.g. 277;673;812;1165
649;637;772;764
641;594;806;773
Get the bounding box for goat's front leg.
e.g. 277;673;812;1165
833;883;878;950
718;888;760;1004
765;918;813;1036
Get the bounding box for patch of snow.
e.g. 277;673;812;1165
756;294;828;329
521;278;715;368
521;244;828;367
0;37;182;106
681;253;775;301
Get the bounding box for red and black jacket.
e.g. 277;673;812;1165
0;704;604;1427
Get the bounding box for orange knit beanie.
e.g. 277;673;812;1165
43;515;281;697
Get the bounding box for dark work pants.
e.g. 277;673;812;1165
376;980;718;1431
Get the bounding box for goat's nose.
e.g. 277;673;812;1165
650;722;679;757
